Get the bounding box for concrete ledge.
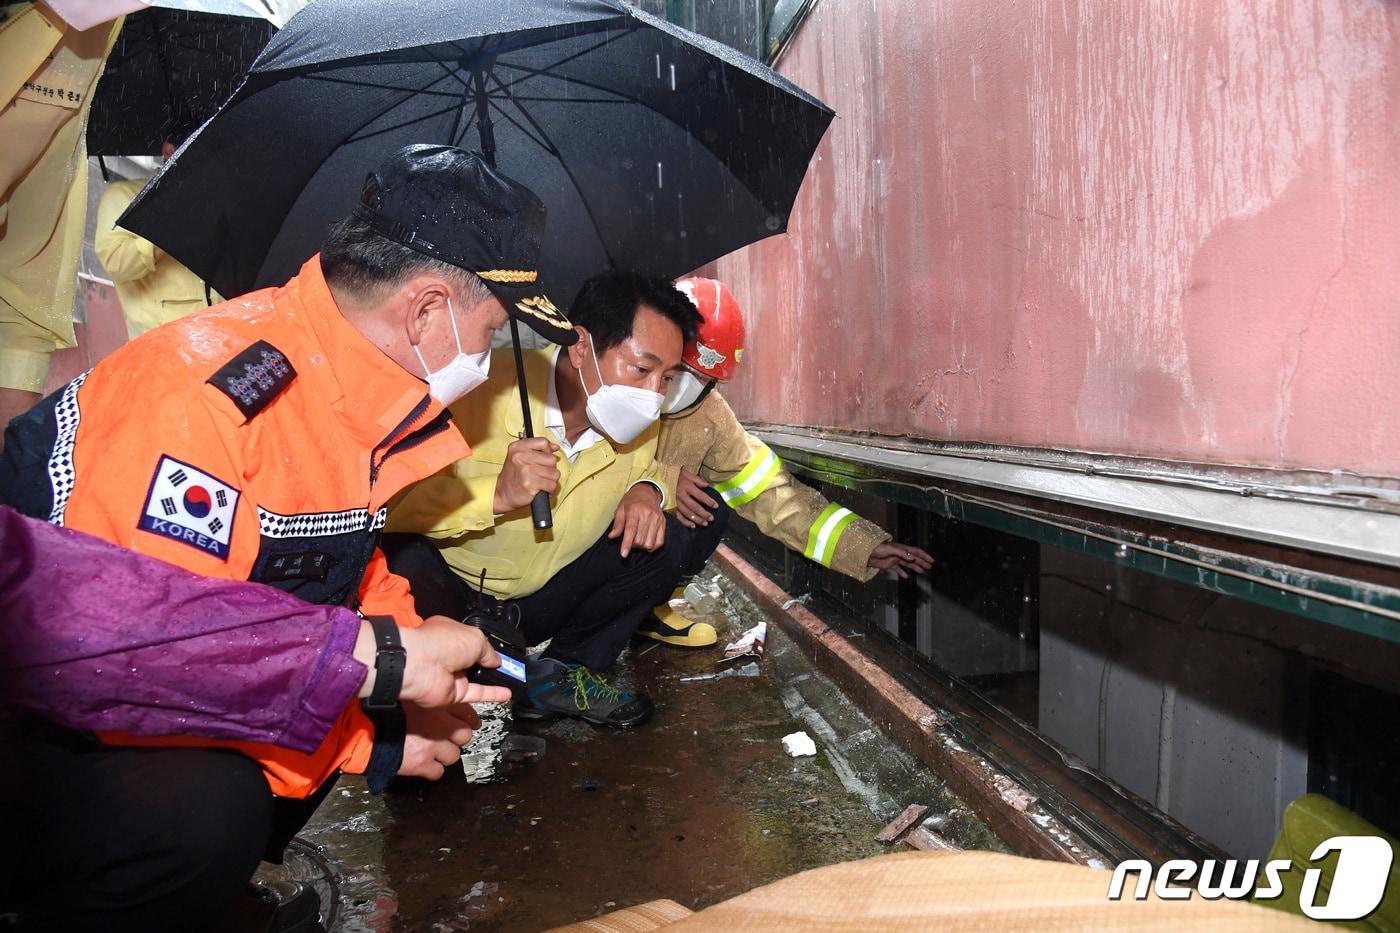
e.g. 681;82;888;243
755;427;1400;569
712;543;1107;866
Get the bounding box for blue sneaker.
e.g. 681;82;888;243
515;657;653;728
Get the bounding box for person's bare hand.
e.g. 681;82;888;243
396;616;513;707
609;484;665;557
867;543;935;579
397;702;482;781
675;468;718;529
493;437;560;513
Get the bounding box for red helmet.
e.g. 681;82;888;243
676;277;746;382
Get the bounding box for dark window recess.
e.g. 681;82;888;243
723;476;1400;860
1309;670;1400;839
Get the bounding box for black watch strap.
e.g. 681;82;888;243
360;701;405;794
364;615;405;710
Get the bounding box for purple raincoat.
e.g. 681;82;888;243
0;507;366;753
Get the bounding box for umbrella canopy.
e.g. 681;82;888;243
120;0;834;308
87;0;277;157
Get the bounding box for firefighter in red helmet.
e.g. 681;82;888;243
637;278;933;648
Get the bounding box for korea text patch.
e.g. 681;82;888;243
139;455;241;559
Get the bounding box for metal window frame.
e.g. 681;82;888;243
754;425;1400;645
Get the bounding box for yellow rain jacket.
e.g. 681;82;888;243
657;390;890;581
387;347;671;600
96;177;219;337
0;4;120;391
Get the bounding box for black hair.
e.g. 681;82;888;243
569;270;702;353
320;210;488;301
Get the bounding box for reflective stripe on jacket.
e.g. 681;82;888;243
0;256;470;797
656;390;890;582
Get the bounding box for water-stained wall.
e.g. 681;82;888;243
713;0;1400;477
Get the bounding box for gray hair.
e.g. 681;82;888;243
320;211;494;307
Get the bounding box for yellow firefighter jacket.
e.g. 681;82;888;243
656;390;890;582
95;177;220;337
387;347;671;600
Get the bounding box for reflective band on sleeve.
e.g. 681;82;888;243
713;444;781;507
804;505;858;567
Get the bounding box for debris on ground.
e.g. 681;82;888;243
501;734;546;763
904;826;963;852
875;804;930;844
722;620;766;662
992;774;1038;812
782;731;817;757
680;662;760;683
683;577;726;614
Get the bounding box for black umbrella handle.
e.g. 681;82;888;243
509;317;553;530
530;491;552;531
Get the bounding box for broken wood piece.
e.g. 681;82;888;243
992;774;1038;812
875;804;930;844
904;826;962;852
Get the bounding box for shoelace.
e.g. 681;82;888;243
568;666;623;711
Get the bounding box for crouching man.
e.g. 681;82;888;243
0;144;552;931
638;277;934;648
384;270;701;728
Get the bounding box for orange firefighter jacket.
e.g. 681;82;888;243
0;256;470;797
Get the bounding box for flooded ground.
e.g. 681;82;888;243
261;568;1004;931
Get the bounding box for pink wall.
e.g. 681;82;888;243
715;0;1400;477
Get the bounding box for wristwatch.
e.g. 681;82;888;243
363;614;406;709
360;615;407;793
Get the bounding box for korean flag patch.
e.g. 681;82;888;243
139;455;241;559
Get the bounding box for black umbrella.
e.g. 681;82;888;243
123;0;833;527
88;0;277;157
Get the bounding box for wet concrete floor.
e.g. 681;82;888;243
262;569;1005;931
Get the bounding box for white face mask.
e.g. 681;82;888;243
413;297;490;405
578;340;664;444
662;369;713;415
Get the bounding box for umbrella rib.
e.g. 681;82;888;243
495;56;783;217
302;72;464;101
491;95;633;105
345;101;462;145
488;73;615;268
484;98;553;155
491;27;638;95
492;60;634;104
329;68;461;151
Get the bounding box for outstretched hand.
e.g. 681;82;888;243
355;616;513;708
867;543;935;579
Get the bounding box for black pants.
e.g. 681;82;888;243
669;496;731;578
0;720;328;933
383;502;728;671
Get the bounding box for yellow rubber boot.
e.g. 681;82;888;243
636;601;718;649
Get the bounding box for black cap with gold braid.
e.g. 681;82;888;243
356;143;577;346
